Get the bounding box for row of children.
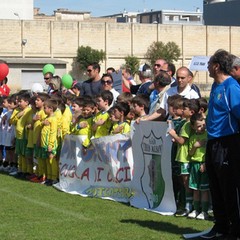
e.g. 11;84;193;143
167;95;210;220
0;89;149;186
0;88;210;220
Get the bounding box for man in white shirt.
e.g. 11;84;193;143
141;66;199;121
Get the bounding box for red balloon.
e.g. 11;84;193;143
0;63;9;81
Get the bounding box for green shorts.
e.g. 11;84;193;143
189;162;209;191
25;147;33;157
179;162;190;175
15;138;27;156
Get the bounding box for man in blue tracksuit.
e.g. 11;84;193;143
201;50;240;240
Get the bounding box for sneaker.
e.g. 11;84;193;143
8;167;18;174
31;176;46;183
44;179;53;186
175;209;190;217
26;173;37;180
9;170;20;176
201;227;224;239
188;210;199;219
3;165;11;172
196;212;209;220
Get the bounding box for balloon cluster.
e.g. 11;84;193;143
0;63;9;81
42;64;73;89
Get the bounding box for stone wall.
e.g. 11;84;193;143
1;20;240;95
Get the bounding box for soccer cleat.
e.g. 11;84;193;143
196;212;209;220
175;209;190;217
188;210;199;219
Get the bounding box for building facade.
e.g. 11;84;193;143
137;9;203;25
204;0;240;26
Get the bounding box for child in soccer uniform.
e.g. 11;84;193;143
169;98;200;217
71;96;84;128
31;92;49;183
93;90;113;138
40;99;58;186
25;96;37;179
71;99;95;153
187;113;209;220
167;95;186;209
10;92;32;177
131;94;149;119
110;102;130;135
61;97;73;140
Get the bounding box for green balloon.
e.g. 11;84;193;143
42;64;55;75
62;74;73;89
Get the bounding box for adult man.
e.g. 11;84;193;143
101;73;119;106
129;64;152;96
81;62;102;96
142;66;199;121
43;72;53;94
153;58;167;76
230;56;240;81
201;50;240;239
148;70;171;116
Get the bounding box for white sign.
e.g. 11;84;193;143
189;56;210;71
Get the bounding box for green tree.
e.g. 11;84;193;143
124;55;140;77
76;46;106;71
145;41;181;66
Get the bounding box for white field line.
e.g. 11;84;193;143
0;188;90;221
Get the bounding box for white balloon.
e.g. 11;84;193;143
31;83;43;93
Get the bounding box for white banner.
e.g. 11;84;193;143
55;121;176;215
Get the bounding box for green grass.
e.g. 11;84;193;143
0;173;213;240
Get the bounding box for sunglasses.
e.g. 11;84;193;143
101;80;112;85
44;77;50;80
87;69;92;73
154;64;161;67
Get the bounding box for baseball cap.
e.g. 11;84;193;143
139;63;151;72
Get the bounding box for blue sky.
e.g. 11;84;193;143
34;0;203;17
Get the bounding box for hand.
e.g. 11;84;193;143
33;114;40;121
193;140;206;148
95;119;105;126
42;119;50;126
112;125;124;134
199;163;206;173
79;121;88;129
168;128;176;136
17;111;25;118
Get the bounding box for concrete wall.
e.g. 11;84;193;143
1;20;240;95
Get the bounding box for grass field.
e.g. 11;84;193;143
0;173;213;240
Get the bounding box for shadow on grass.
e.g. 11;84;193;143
120;219;203;236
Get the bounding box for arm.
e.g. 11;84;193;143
168;129;187;145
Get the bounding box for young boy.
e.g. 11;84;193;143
40;99;58;186
131;94;149;118
71;99;95;153
30;92;49;183
187;113;209;220
9;92;32;178
167;95;186;209
168;98;200;217
110;102;130;134
1;96;18;174
92;90;113;138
